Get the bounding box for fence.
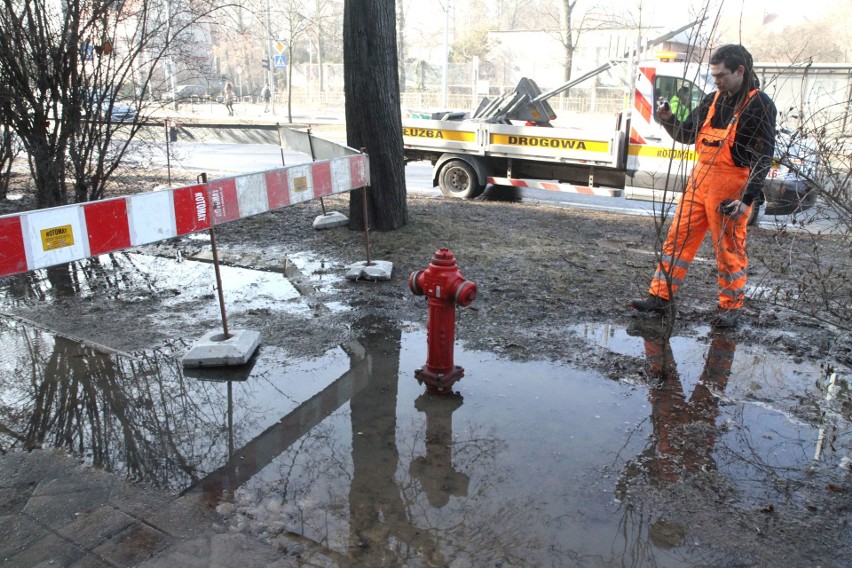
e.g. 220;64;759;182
279;62;851;133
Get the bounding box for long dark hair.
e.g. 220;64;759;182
709;44;759;109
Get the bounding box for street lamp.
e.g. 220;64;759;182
441;0;450;109
265;0;276;114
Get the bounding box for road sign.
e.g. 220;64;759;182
274;41;286;55
273;55;287;69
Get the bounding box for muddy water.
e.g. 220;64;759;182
0;308;847;566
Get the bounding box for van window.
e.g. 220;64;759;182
653;77;702;120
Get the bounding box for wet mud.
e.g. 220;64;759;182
1;191;850;566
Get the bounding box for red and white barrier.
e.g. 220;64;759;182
0;154;369;278
487;176;623;197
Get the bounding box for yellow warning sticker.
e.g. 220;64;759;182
490;134;609;153
293;176;308;193
41;225;75;251
402;127;475;142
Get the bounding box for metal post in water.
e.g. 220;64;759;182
199;172;231;339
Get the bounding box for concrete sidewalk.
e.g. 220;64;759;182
0;450;331;567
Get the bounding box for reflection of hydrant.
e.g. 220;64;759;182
409;392;469;507
408;249;477;393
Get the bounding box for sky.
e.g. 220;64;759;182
407;0;839;38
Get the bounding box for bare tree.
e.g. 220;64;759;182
343;0;407;231
396;0;408;89
539;0;609;83
0;0;223;207
756;108;852;334
0;100;20;199
493;0;540;30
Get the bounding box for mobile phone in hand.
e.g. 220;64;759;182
718;199;738;216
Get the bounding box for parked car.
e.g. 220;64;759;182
161;85;207;102
101;102;137;122
760;127;819;217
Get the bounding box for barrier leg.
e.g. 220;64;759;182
182;172;261;368
345;184;393;281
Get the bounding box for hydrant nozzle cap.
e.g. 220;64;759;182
431;248;457;266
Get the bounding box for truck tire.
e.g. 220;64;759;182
438;160;484;199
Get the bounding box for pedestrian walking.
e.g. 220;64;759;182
262;85;271;113
630;44;777;327
224;81;235;116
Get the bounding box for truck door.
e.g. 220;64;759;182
625;63;709;204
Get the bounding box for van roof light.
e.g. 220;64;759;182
655;50;684;62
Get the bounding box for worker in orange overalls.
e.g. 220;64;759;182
631;44;777;327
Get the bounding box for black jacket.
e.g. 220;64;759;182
661;89;776;206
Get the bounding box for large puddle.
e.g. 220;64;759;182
1;254;849;566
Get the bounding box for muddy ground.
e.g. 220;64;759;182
2;174;851;565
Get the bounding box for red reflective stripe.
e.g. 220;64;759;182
208;178;240;224
265;169;290;209
174;184;211;235
0;216;27;276
630;127;646;145
635;89;652;124
312;161;333;198
84;198;131;255
350;155;368;187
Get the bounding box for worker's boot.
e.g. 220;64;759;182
710;308;741;328
630;295;672;315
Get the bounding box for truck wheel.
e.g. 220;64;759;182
438;160;484;199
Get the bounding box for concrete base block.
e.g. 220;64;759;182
182;329;261;368
346;260;393;281
312;211;349;230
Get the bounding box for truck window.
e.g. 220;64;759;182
654;77;701;120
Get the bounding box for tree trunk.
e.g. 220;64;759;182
562;0;575;82
343;0;408;231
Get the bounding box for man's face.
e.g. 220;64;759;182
710;62;745;95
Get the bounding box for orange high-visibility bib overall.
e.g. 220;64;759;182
649;90;758;310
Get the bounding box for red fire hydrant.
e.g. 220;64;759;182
409;249;477;393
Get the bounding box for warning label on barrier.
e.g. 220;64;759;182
293;176;308;193
40;225;75;251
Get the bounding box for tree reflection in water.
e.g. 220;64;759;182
0;318;241;491
202;317;532;566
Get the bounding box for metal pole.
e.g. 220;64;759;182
266;0;276;114
306;127;327;215
199;172;231;339
442;0;450;108
275;123;287;166
165;120;172;185
361;186;372;265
